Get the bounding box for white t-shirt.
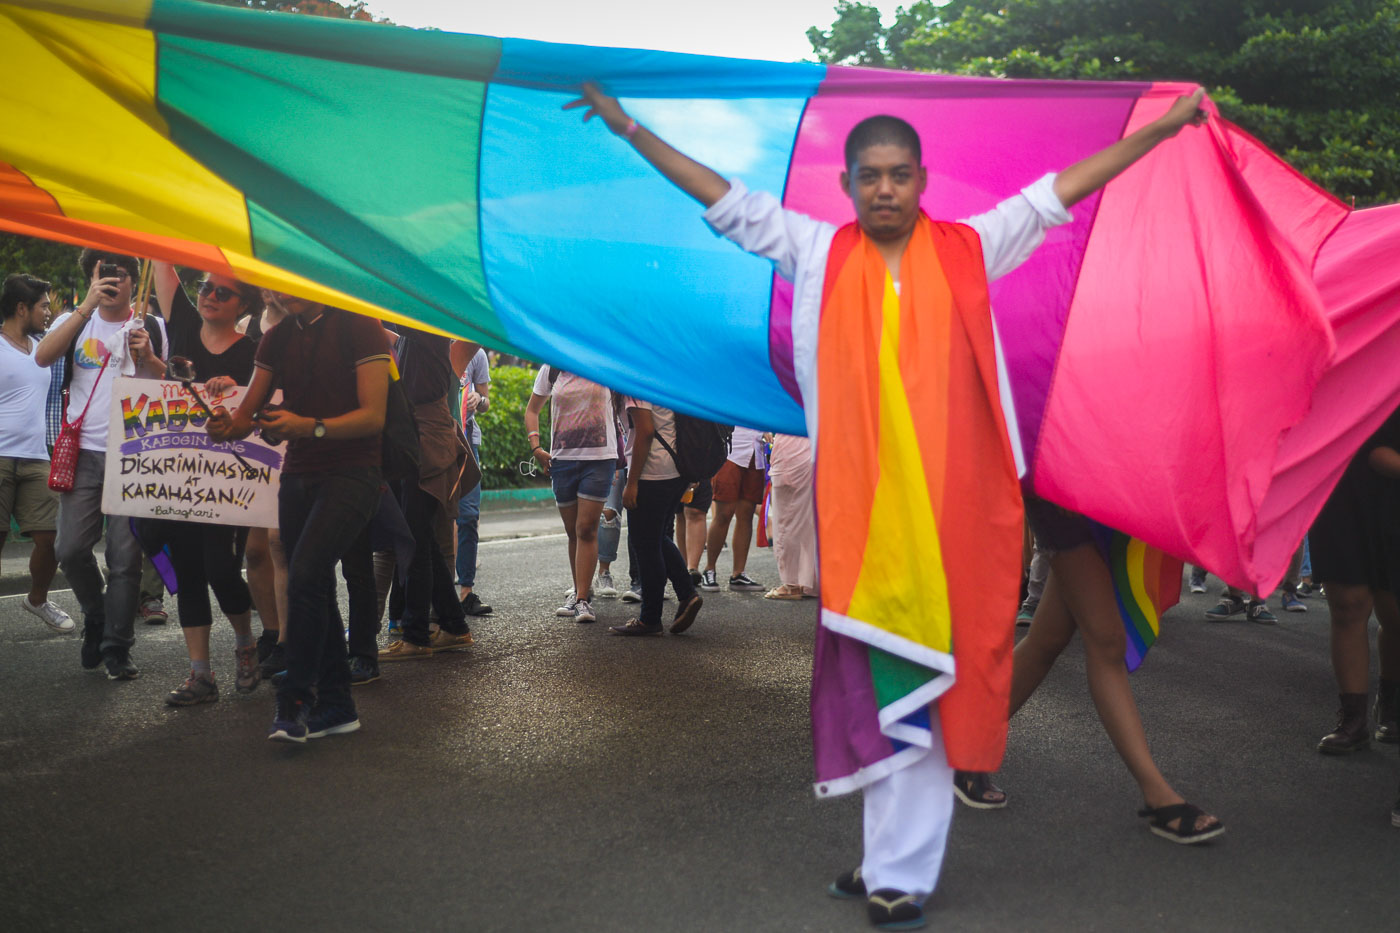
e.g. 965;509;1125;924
727;425;767;470
625;399;681;481
52;311;131;452
532;366;617;461
0;336;51;460
460;348;490;446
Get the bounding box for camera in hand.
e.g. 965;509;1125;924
99;262;122;278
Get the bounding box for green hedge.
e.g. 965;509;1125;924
477;364;550;490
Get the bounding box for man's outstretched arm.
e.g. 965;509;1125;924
1053;88;1208;208
566;83;731;208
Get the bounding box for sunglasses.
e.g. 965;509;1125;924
198;281;239;302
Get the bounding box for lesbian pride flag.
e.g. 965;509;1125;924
0;0;1376;597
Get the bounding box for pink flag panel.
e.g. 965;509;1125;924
1033;89;1348;594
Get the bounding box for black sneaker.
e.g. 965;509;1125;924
255;629;278;664
349;656;380;686
460;591;493;616
728;572;764;591
268;695;309;743
103;649;140;681
258;642;287;679
826;867;866;900
867;889;925;931
306;703;360;739
689;569;703;586
80;623;104;670
699;570;720;591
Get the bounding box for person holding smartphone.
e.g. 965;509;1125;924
35;249;167;681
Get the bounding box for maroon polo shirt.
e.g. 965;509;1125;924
253;308;392;475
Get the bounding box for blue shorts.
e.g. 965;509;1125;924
551;458;616;507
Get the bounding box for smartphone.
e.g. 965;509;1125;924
99;262;122;279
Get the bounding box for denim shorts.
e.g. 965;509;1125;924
551;458;616;506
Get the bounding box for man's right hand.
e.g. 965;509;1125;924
532;446;552;475
564;82;631;136
78;268;120;315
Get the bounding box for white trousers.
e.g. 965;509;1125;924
860;708;955;900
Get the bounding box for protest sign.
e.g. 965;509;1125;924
101;377;282;527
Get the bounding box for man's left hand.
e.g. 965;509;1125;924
1157;88;1208;136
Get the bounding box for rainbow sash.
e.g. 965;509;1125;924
1095;526;1184;672
811;215;1023;796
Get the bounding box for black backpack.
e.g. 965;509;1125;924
653;413;733;483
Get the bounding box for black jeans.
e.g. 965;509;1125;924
164;522;251;629
627;476;697;626
340;523;378;662
278;466;380;707
397;479;468;646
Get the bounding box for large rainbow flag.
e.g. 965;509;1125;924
2;0;1396;601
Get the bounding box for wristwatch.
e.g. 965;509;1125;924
312;419;327;439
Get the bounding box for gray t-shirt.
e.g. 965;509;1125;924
461;348;490;446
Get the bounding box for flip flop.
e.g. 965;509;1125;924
763;586;804;600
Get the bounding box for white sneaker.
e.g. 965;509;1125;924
556;592;579;617
574;599;596;623
596;572;618;599
24;598;75;633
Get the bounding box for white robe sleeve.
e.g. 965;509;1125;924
960;173;1073;282
703;179;835;283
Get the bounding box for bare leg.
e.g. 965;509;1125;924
183;624;212;665
684;508;707;570
245;528;279;634
573;498;605;599
26;530;59;605
227;609;253;641
1326;583;1373;694
730;501;756;575
1373;590;1400;679
558;502;579;590
1010;571;1077;715
704;501;738;573
1051;544;1215;829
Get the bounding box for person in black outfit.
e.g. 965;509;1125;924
208;294;392;743
1309;405;1400;755
151;262;262;706
377;325;475;662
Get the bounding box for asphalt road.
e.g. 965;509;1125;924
0;518;1395;932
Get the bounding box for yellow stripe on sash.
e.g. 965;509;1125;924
844;274;954;653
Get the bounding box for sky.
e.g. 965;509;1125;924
362;0;901;63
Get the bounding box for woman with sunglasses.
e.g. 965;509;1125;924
151;261;265;706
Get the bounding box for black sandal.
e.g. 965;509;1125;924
952;770;1008;809
1136;802;1226;844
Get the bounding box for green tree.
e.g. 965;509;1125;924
196;0;390;22
0;234;83;307
807;1;1400;205
476;365;550;490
